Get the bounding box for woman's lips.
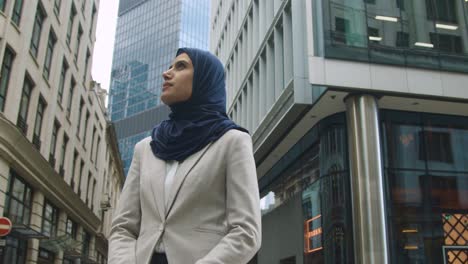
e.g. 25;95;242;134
162;83;172;91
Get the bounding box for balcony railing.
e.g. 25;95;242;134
17;116;28;135
49;154;56;168
59;166;65;178
33;134;41;150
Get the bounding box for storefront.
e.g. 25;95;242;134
258;110;468;264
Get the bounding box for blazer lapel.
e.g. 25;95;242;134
149;155;166;220
165;143;212;218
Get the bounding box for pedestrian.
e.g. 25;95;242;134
108;48;262;264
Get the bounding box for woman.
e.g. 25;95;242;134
108;48;262;264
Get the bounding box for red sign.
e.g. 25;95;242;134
0;217;12;237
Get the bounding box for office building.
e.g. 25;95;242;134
108;0;210;175
0;1;124;263
211;0;468;263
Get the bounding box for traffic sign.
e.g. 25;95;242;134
0;217;12;237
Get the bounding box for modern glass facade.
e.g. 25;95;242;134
259;113;355;264
259;110;468;263
108;0;210;175
319;0;468;73
381;110;468;264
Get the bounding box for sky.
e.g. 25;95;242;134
91;1;119;98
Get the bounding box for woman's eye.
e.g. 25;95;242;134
176;63;185;69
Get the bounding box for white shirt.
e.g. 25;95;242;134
155;160;179;253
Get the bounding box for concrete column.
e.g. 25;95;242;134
0;158;10;216
27;191;45;264
345;94;389;264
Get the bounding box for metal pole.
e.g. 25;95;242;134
345;94;389;264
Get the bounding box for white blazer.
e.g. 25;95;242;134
108;130;262;264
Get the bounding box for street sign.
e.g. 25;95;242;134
0;217;12;237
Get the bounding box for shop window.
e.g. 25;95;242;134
419;131;453;163
430;33;463;54
38;248;55;263
1;237;28;264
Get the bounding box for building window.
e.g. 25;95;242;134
43;29;57;80
396;0;405;10
77;160;84;195
94;136;101;165
42;200;59;238
17;75;34;135
11;0;24;26
419;131;454;163
74;25;83;61
334;17;349;44
76;98;84;137
0;0;5;12
33;96;47;151
0;47;15;112
82;231;91;257
90;127;96;162
49;120;60;168
57;58;68;104
426;0;457;24
396;31;409;48
367;27;380;44
5;171;33;225
53;0;61;15
84;49;91;82
430;33;463;54
59;133;68;177
66;78;76;117
71;151;78;188
86;172;92;206
30;3;47;58
66;5;76;45
382;110;468;263
65;218;77;239
91;179;96;210
90;4;97;37
82;111;90;145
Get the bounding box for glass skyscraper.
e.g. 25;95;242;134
109;0;210;175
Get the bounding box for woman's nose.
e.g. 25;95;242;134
162;69;171;80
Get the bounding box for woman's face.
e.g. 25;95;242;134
161;53;194;105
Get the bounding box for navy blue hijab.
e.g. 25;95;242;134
150;48;248;161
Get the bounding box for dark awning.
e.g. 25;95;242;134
40;234;83;253
9;224;48;239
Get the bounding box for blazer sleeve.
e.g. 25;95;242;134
195;131;262;264
108;141;142;264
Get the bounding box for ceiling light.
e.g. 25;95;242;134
402;229;418;233
375;15;398;22
404;245;419;250
369;36;382;41
436;23;458;30
415;42;434;48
